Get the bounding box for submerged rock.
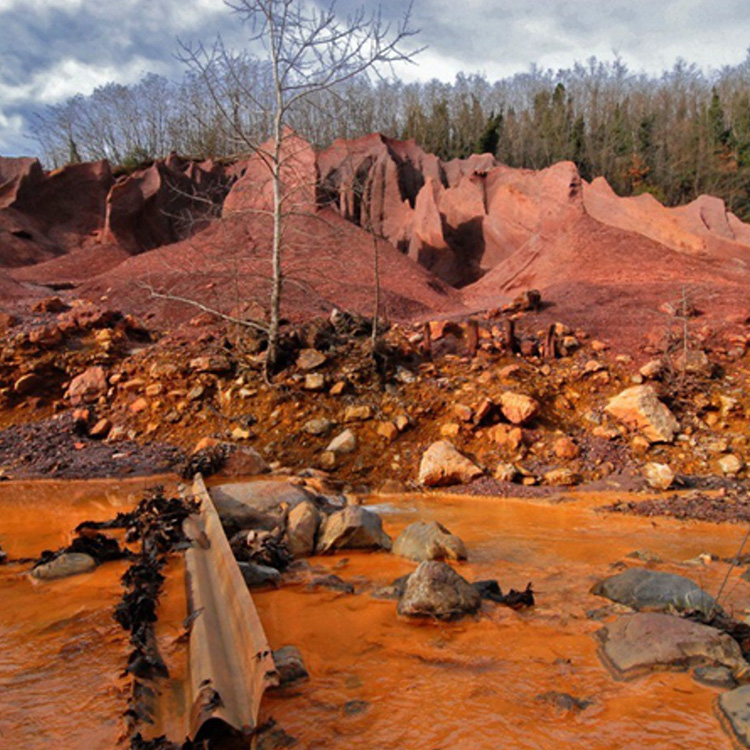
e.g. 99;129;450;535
693;665;737;689
418;440;482;487
397;561;481;619
535;691;592;713
31;552;97;580
718;684;750;747
592;567;718;617
308;574;354;593
273;645;309;686
238;561;281;588
392;521;467;562
316;506;391;553
597;613;747;679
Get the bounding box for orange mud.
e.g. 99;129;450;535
256;493;750;750
0;477;181;750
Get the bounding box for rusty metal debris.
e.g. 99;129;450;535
183;475;279;741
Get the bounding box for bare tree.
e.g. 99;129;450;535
178;0;420;377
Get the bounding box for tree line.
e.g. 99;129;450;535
29;52;750;219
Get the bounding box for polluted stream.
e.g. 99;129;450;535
0;478;186;749
255;492;750;750
2;481;750;749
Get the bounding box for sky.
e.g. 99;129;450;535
1;0;750;158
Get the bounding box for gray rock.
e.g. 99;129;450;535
596;613;747;679
535;692;592;713
307;574;354;594
718;684;750;748
693;665;737;689
397;561;481;620
273;645;309;686
238;561;281;588
211;480;315;530
392;521;467;562
591;567;718;617
370;575;410;600
316;506;391;553
31;552;96;580
285;500;320;557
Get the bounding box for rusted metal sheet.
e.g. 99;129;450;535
183;474;278;741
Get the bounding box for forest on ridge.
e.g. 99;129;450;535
29;53;750;220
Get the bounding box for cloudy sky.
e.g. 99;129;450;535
1;0;749;158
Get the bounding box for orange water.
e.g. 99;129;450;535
3;483;750;750
0;478;179;750
256;493;750;750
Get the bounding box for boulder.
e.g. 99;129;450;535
418;440;482;487
238;561;281;588
605;385;679;443
211;480;314;530
499;392;540;425
31;552;96;580
273;645;309;686
397;561;481;619
392;521;467;562
596;612;747;679
591;568;718;617
316;505;391;553
285;500;320;557
65;366;107;406
326;429;357;454
643;462;674;490
718;685;750;747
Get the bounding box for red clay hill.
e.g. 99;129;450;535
2;133;750;349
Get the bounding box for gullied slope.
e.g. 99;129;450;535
3;134;750;347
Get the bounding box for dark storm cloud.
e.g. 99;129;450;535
1;0;750;156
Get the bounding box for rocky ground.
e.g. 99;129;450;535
0;288;749;526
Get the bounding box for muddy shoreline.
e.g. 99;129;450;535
0;412;185;479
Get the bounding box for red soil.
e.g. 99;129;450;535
3;135;750;350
